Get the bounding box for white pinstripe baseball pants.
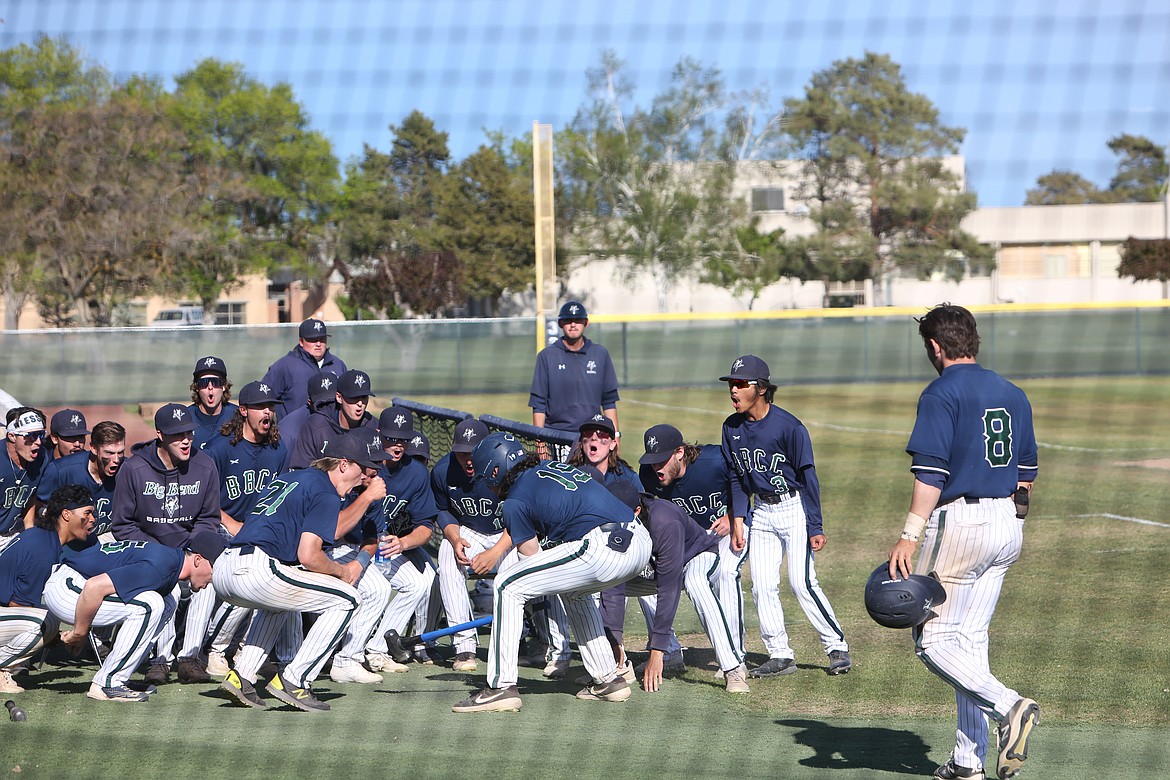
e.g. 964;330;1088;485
749;495;848;660
914;497;1025;770
0;606;55;670
437;528;503;654
153;581;218;662
44;565;176;689
328;545;392;665
207;602;301;665
623;550;745;672
213;547;358;688
365;552;436;655
487;522;652;690
712;530;749;657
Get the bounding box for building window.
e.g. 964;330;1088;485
751;187;785;212
215;302;247;325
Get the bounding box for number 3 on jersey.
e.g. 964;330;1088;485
982;408;1013;467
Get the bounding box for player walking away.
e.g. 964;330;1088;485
213;430;373;712
47;409;89;460
886;304;1040;780
0;408;48;551
452;433;652;714
35;421;127;540
433;419;499;672
280;372;341;456
202;381;293;677
638;423;748;669
288;369;376;470
0;484;95;693
718;355;852;678
188;356;238;451
109;403;222;685
262;318;348;421
45;528;223;702
529;300;620;458
602;481;749;695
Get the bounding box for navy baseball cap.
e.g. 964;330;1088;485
193;356;228;378
238;381;277;406
50;409;90;437
557;300;588;321
451;418;488;453
155;403;197;435
323;429;385;469
186;531;226;564
606;480;644;512
337;369;375;399
719;354;771;384
307;372;338;407
299;319;330;339
378;405;415;438
639;424;685;465
405;432;431;462
579;413;616;438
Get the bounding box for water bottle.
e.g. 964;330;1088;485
374;533;393;564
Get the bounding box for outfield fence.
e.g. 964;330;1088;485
3;303;1170;408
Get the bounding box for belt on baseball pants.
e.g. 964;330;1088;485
755;491;795;505
232;544;298;566
961;496;1007;504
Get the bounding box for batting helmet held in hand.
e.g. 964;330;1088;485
471;432;527;487
864;563;947;629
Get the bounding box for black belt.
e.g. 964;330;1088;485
963;496;1006;504
756;491;794;505
235;544;257;555
598;522;631;533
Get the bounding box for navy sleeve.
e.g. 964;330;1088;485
645;505;685;652
721;421;750;519
599;349;619;409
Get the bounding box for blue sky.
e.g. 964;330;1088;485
3;0;1168;206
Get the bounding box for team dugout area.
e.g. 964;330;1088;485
4;303;1170;410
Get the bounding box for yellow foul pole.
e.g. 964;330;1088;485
532;121;556;353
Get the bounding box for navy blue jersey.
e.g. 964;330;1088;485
289;405;376;470
0;448;47;535
63;539;184;601
430;453;501;535
205;434;290;522
528;337;619;432
189;402;239;451
641;444;730;530
907;363;1039;505
638;496;718;650
0;527;62;605
232;468;340;564
350;458;437;543
596;464;643;491
277;405;312;454
36;451;118;537
503;462;634;546
722;405;825;536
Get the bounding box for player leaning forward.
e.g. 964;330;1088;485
452;433;652;713
887;304;1039;780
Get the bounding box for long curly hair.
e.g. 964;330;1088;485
218;409;281;448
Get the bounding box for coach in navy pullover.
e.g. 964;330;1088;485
261;318;348;420
529;301;620;434
110;405;221;549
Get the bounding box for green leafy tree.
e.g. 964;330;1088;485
701;222;815;309
782;52;991;304
1118;237;1170;299
1025;171;1102;205
1105;134;1168;203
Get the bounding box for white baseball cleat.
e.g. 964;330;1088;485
366;652;409;673
329;661;384;684
452;685;522;713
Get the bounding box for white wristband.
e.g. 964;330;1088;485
901;511;928;542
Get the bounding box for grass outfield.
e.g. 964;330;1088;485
5;377;1170;778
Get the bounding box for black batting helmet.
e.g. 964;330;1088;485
471;432;527;487
864;563;947;629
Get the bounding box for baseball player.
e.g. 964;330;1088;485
404;430;431;467
279;371;342;455
35;421;126;539
45;530;223;702
719;355;852;678
289;368;376;470
0;484;95;693
261;318;348;421
202;381;293;677
638;423;748;666
529;301;621;449
602;481;749;694
452;433;652;714
886;304;1039;780
46;409;90;460
109;403;222;685
1;407;48;550
213;430;373;712
188;356;239;450
432;419;499;672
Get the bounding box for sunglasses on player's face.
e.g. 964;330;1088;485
196;376;224;389
382;437;408;446
20;431;44;443
727;379;757;389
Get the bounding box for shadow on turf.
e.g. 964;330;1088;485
776;718;936;775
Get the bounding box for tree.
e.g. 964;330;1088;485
782;52;991;304
1025;171;1102;205
700;222;815;309
558;52;745;311
1118;238;1170;299
1105;134;1168;203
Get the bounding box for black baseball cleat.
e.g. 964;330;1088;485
827;650;852;675
996;697;1040;779
176;657;213;683
452;685;522;713
933;757;982;779
221;671;267;709
265;671;329;712
748;657;797;677
143;662;171;686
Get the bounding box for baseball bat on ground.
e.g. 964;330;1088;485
384;616;493;660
